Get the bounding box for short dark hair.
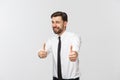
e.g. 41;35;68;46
51;11;68;22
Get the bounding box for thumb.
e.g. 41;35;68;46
43;43;46;50
70;45;73;53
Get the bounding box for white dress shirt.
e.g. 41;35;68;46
45;31;81;79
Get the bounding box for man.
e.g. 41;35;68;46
38;11;81;80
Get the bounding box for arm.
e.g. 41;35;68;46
69;34;81;62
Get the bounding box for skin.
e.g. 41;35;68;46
38;16;78;62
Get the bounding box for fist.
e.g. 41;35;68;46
69;45;78;62
38;43;47;58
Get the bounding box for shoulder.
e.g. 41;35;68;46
46;34;56;43
66;31;81;39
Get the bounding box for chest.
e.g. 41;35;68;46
51;38;73;55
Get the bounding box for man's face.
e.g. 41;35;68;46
51;16;67;35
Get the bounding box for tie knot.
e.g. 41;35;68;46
58;36;61;40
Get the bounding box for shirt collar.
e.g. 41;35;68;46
55;30;67;39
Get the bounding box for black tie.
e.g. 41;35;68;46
57;36;62;80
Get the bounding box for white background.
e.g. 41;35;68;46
0;0;120;80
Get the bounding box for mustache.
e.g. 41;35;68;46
53;27;59;29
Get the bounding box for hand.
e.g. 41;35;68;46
38;43;47;58
69;45;78;62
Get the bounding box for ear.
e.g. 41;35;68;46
64;21;67;27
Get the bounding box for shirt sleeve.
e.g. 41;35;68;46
72;34;81;54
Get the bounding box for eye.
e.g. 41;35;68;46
56;21;60;24
52;21;54;24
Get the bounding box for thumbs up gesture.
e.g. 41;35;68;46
69;45;78;62
38;43;47;58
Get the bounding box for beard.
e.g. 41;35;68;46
53;27;63;34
